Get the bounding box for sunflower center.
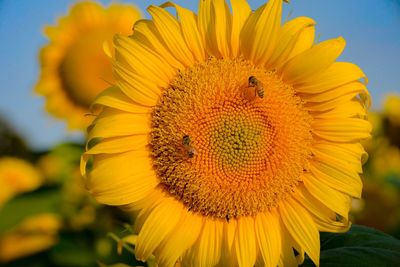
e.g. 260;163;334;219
59;31;114;107
151;58;313;219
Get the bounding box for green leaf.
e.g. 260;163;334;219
301;224;400;266
0;188;61;234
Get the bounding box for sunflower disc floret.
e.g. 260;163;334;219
151;57;313;219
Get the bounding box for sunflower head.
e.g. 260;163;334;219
35;1;141;129
82;0;371;266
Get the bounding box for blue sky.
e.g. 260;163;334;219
0;0;399;150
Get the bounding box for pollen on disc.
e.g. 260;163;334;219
150;57;313;219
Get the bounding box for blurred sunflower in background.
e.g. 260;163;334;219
0;157;42;206
82;0;371;266
352;94;400;237
35;1;141;129
0;1;145;265
384;94;400;126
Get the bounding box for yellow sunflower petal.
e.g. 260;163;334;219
113;62;160;107
135;197;183;261
198;0;212;53
88;113;150;140
312;99;367;119
240;0;282;65
312;145;363;186
120;190;163;213
85;151;157;205
183;219;223;267
303;82;370;112
160;2;206;62
303;173;351;219
233;216;257;267
91;86;151;114
278;224;299;267
287;20;315;60
133;190;165;231
302;81;369;103
292;239;306;265
218;219;237;266
281;37;346;84
198;0;232;58
279;197;320;266
255;211;281;267
197;0;216;57
313;118;371;141
269;17;316;68
147;5;195;66
295;186;351;232
211;0;232;58
312;142;366;173
296;62;367;93
230;0;251;57
85;135;148;155
310;159;362;198
154;210;203;267
88;150;151;185
114;34;174;87
133;19;185;70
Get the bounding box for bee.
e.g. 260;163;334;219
248;76;264;98
182;135;197;158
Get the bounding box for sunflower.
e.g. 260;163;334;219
82;0;371;266
0;157;42;206
384;94;400;126
35;1;141;129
